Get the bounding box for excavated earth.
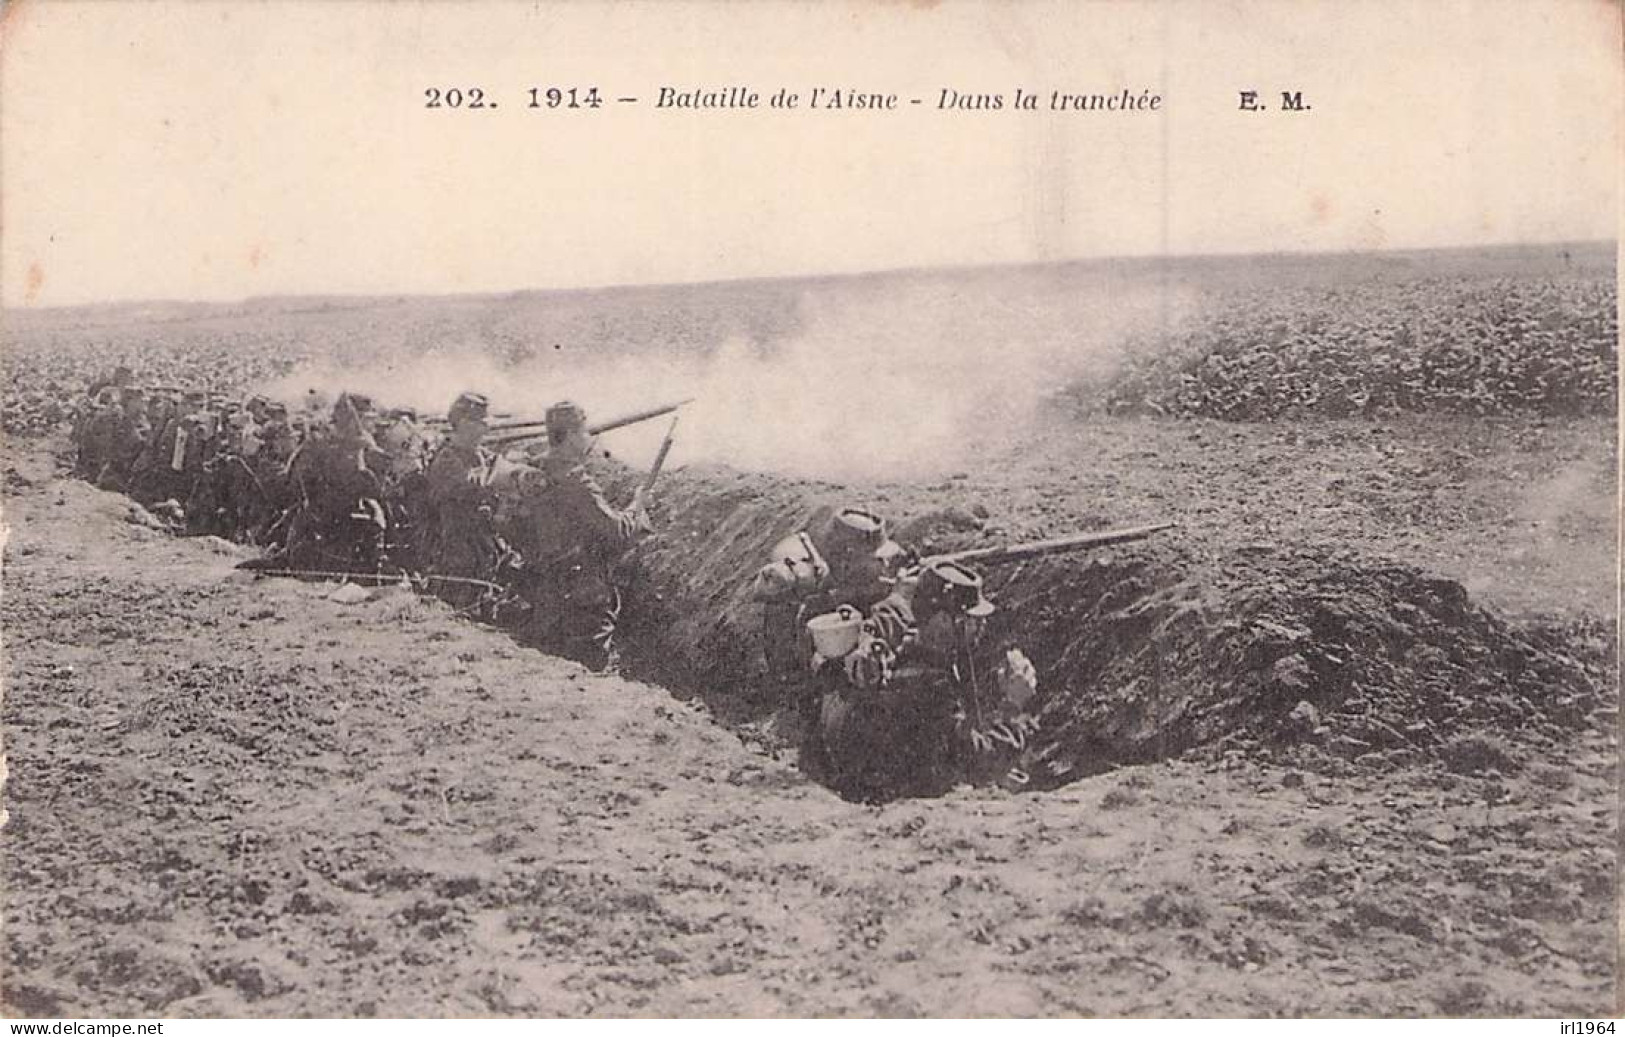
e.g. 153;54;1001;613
622;443;1612;788
3;403;1617;1016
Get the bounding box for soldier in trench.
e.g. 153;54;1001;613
280;392;391;570
745;507;910;770
502;401;651;671
419;391;509;608
808;557;1041;799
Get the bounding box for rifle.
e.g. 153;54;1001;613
640;416;679;498
231;454;269;500
485;397;694;449
923;521;1177;569
422;412;516;427
237;565;507;594
629;416;679;516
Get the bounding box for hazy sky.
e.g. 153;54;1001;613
2;0;1618;307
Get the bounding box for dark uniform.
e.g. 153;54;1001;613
748;507;905;676
282;393;389;570
245;403;296;543
77;391;125;483
372;408;433;567
420;392;504;608
506;401;648;670
814;559;1039;800
101;390;153;493
747;507;909;775
137;392;209;505
193;410;261;537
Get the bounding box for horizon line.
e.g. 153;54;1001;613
4;237;1615;315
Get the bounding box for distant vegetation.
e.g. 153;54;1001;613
1096;277;1617;420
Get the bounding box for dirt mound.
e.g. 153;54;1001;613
995;548;1612;780
619;467;1614;794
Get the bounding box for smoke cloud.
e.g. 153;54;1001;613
260;273;1190;483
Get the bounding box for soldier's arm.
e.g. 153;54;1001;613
284;444;320;499
563;467;645;548
347;446;386;497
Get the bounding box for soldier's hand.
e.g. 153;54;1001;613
631;501;653;535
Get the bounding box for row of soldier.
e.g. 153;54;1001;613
69;375;1055;799
72;382;650;671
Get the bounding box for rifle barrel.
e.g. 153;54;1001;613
486;397;693;448
588;397;694;436
936;521;1177;567
478;415;546;432
426;412;517;427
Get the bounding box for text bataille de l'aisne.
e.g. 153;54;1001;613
654;86;1165;111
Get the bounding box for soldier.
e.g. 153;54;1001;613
105;388;154;493
505;400;650;671
135;390;204;506
375;407;432;482
247;401;298;544
184;411;232;534
199;408;263;537
74;388;121;480
747;507;907;675
125;391;176;500
812;558;1040;800
372;406;433;567
421;392;504;607
281;392;389;569
746;507;910;769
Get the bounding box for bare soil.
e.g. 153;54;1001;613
3;411;1616;1016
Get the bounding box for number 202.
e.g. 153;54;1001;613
425;88;488;109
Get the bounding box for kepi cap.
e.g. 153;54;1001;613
335;392;374;415
914;559;996;618
448;392;490;425
825;507;887;553
546;400;588;438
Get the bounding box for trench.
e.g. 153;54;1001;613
54;438;1617;804
605;463;1615;799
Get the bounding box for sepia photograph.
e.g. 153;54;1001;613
1;0;1619;1020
